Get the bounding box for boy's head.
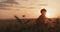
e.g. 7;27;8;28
40;9;47;15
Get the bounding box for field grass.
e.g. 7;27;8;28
0;18;60;32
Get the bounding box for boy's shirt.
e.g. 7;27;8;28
37;15;49;24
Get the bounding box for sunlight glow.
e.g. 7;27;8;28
46;8;54;18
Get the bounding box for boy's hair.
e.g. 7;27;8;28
40;9;47;13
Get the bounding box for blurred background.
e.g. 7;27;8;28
0;0;60;19
0;0;60;32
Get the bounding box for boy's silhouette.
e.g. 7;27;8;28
36;9;49;32
37;9;48;24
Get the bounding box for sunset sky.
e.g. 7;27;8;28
0;0;60;19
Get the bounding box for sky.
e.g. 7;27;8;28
0;0;60;19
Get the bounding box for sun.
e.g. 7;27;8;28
46;9;53;18
46;12;51;18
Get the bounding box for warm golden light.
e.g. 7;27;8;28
46;8;57;18
0;0;59;19
46;8;51;18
